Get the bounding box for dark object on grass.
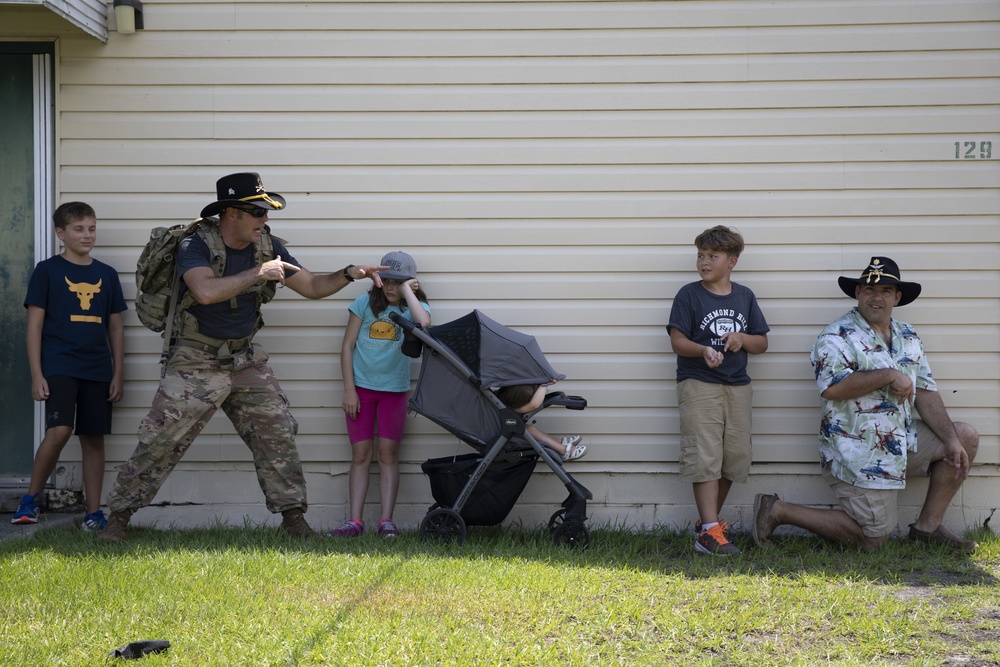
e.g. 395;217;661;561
107;640;170;660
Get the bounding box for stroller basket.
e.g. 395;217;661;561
422;453;538;526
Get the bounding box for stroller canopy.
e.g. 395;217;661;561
409;310;565;449
428;310;564;389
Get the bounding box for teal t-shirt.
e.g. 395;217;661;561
349;292;431;393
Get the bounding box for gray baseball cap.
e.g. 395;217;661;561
380;251;417;281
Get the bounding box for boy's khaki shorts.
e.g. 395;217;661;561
822;421;942;538
677;378;753;483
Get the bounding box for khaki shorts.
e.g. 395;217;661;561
677;379;753;483
822;421;942;537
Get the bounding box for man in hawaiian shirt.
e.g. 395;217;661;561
752;257;979;552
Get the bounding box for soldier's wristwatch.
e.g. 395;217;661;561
343;265;355;282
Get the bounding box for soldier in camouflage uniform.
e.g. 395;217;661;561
99;173;387;542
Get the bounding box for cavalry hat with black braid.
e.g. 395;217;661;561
200;172;286;218
838;256;921;307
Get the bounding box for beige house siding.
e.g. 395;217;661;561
6;0;998;531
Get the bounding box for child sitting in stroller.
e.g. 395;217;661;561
496;383;587;461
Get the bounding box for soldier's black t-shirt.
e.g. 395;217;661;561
177;234;298;340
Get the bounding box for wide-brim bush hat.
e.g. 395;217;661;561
838;256;921;307
200;172;286;218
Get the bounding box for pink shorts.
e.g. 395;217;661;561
345;386;409;444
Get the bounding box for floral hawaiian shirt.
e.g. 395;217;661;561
809;308;936;489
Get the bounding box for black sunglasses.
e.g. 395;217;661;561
232;206;269;219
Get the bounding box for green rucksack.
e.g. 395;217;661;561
134;217;279;336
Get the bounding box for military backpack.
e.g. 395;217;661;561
134;217;279;342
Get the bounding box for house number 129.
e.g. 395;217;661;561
954;141;992;159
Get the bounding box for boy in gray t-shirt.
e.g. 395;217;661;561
667;225;770;556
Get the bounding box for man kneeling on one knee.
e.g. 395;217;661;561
753;257;979;553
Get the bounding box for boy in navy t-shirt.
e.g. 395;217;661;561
12;202;127;531
667;226;769;556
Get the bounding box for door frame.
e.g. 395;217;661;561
31;50;55;456
0;44;54;484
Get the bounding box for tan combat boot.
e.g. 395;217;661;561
281;508;316;538
96;511;132;543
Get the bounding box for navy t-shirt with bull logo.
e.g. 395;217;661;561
24;255;127;382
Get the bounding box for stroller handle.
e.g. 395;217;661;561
389;311;427;358
389;311;415;332
543;391;588;411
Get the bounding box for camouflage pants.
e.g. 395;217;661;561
106;343;305;515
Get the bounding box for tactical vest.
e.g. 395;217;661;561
171;220;279;348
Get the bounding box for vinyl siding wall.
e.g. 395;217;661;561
9;0;999;531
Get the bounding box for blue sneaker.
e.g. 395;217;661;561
82;509;108;532
11;493;41;525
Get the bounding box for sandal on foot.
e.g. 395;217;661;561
560;435;582;448
563;443;587;461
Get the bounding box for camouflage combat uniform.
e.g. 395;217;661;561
107;219;306;518
106;343;306;514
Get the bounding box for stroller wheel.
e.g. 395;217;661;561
552;520;591;550
419;508;467;545
548;508;567;533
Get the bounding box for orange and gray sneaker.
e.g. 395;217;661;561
695;522;741;556
694;518;729;536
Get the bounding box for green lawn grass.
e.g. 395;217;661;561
1;523;997;666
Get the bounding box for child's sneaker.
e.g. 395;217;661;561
693;518;730;535
81;510;108;532
377;518;399;537
10;493;41;525
561;436;587;461
695;523;741;556
328;518;363;538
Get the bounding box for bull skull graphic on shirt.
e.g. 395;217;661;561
65;277;102;309
65;277;104;323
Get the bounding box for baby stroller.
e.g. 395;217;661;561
389;310;593;548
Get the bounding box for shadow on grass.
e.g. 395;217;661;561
3;517;997;591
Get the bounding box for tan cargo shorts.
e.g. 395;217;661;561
822;420;942;538
677;378;753;484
